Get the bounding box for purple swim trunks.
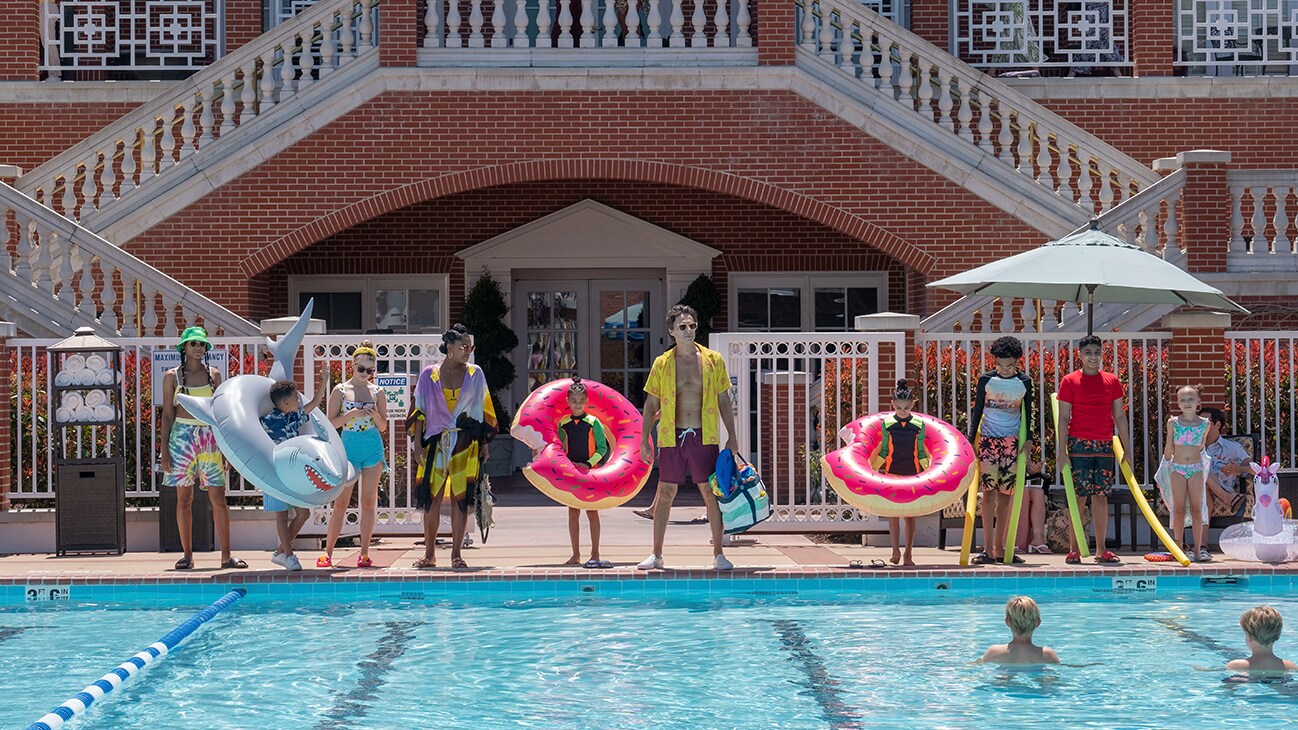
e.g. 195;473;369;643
658;428;719;485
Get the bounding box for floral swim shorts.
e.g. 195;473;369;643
1067;437;1115;497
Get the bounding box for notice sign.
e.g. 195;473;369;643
151;348;229;405
376;375;409;414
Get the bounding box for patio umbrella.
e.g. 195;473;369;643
927;220;1248;335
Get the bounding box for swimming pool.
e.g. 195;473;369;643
3;575;1298;729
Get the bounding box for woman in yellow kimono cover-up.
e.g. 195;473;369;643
408;324;497;569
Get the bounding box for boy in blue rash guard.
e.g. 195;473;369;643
260;367;329;571
969;336;1038;565
557;378;613;568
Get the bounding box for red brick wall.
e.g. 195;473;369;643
0;104;145;172
1166;326;1227;407
225;0;265;52
755;0;791;65
1040;99;1298;167
1130;0;1173;77
116;89;1043;320
1179;160;1231;273
381;0;419;66
268;181;912;324
0;0;40;81
908;0;948;53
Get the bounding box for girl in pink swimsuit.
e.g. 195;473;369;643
1162;385;1211;562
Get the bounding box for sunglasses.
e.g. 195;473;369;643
354;365;375;374
676;323;698;331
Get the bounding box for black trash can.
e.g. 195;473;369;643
159;484;215;553
55;461;125;555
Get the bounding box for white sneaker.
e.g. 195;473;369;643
713;554;734;571
284;554;303;571
271;551;287;568
636;554;664;570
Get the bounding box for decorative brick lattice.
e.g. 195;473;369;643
42;0;222;74
953;0;1130;70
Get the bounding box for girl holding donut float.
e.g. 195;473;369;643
822;379;977;566
511;377;652;564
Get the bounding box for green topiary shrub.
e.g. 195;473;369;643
461;271;519;424
678;273;722;341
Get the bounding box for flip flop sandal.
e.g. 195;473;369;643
1096;551;1122;564
451;557;468;570
220;557;249;569
174;556;193;570
583;559;602;569
1011;554;1026;564
411;557;435;569
316;555;333;568
971;552;995;565
869;559;889;568
357;555;373;568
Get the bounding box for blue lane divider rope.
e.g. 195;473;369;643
26;587;247;730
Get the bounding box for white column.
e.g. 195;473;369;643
557;0;573;47
426;0;444;48
690;0;705;47
669;0;685;47
493;0;509;47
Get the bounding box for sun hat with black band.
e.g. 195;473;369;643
177;326;212;353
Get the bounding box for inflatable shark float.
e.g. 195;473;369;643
177;300;356;508
1220;457;1298;563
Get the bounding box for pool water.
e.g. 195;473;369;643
3;583;1298;729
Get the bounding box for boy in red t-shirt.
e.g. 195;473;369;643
1056;335;1132;565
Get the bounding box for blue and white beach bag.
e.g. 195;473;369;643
709;450;772;534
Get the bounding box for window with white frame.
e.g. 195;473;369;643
729;273;888;332
289;276;449;334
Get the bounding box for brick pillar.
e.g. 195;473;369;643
760;371;809;495
0;1;39;80
1162;311;1230;409
756;0;795;66
1131;0;1174;77
908;0;949;54
380;0;419;66
1176;150;1233;274
0;322;16;511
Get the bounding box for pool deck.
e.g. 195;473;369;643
2;504;1294;583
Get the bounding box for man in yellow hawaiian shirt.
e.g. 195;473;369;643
637;304;741;571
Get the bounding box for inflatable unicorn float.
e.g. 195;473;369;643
177;300;356;508
1219;457;1298;563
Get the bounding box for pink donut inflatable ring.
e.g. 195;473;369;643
820;412;977;518
510;378;653;510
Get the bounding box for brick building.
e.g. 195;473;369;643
2;0;1297;415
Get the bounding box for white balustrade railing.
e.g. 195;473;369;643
1175;0;1298;75
922;168;1186;334
0;181;254;339
953;0;1131;72
20;0;379;223
916;331;1171;487
795;0;1156;217
42;0;225;78
710;331;905;528
1227;331;1298;467
422;0;750;50
1227;170;1298;271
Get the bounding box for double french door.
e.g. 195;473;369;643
514;277;664;410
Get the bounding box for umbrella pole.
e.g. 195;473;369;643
1086;285;1096;336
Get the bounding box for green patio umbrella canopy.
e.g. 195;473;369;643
928;221;1248;334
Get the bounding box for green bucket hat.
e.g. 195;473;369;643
177;326;212;353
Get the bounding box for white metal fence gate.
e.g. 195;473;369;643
710;332;905;529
